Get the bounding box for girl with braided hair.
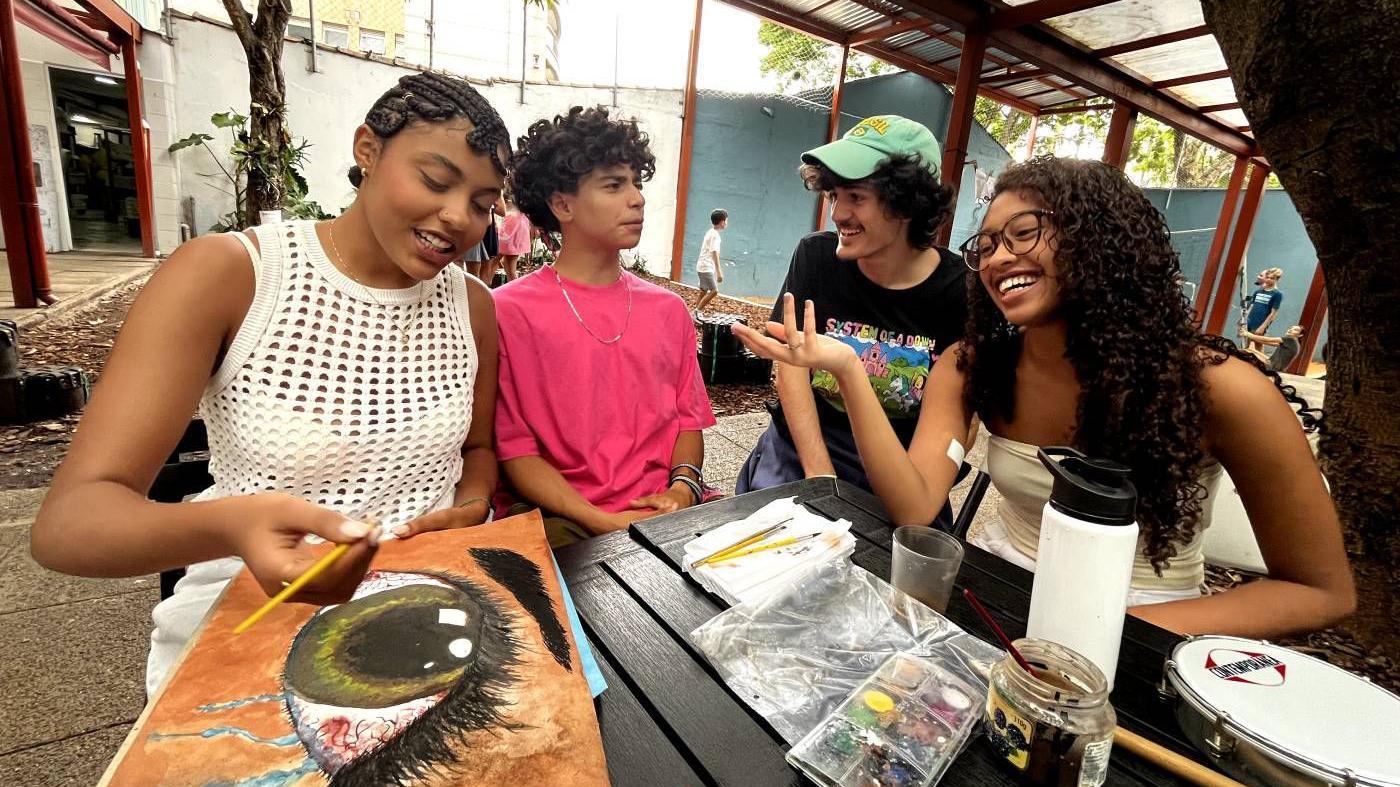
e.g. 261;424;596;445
33;73;513;693
736;156;1354;638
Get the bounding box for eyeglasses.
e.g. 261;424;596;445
959;209;1054;272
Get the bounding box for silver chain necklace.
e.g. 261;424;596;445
553;264;632;345
328;220;423;343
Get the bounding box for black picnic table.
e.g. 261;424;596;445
555;478;1209;786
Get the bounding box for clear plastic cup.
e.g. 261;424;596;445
891;526;964;614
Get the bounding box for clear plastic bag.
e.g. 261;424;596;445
690;558;1003;745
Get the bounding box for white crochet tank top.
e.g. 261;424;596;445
197;220;477;525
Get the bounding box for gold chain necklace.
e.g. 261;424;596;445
327;220;423;343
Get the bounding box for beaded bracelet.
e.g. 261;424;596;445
670;462;705;486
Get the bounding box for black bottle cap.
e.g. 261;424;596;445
1037;447;1137;526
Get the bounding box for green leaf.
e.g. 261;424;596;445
211;110;247;129
168;133;215;153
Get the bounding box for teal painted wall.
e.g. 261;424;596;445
1146;187;1326;359
683;71;1015;302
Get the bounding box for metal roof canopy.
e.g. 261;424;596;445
716;0;1258;157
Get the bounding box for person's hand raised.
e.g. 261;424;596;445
731;292;858;375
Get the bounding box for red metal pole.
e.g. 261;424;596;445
937;28;987;247
1102;101;1137;169
120;34;155;257
1204;161;1269;335
1024;112;1039;159
0;0;51;306
1288;264;1327;376
1194;155;1250;324
669;0;704;282
815;43;849;232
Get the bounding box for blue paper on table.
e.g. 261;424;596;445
551;554;608;697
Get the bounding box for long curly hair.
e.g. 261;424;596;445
509;106;657;233
959;156;1320;572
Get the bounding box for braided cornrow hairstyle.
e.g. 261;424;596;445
349;73;511;186
958;156;1322;573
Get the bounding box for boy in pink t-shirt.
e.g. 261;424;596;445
495;106;716;547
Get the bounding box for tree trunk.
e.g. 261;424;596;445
1200;1;1400;657
222;0;292;222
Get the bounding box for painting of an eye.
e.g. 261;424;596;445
284;582;485;708
284;571;523;785
103;517;609;787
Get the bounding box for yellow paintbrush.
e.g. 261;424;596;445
234;542;353;634
706;532;821;564
688;517;793;569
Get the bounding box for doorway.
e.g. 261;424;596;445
48;67;140;254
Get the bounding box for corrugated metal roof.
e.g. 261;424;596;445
717;0;1254;154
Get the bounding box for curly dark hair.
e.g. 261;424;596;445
958;156;1320;572
350;72;512;186
509;106;657;233
800;154;955;250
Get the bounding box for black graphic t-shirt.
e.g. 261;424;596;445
772;232;969;446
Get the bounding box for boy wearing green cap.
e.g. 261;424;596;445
735;115;968;528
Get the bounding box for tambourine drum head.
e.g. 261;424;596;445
1167;636;1400;786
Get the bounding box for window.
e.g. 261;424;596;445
286;17;312;40
394;33;405;56
359;28;385;55
322;23;348;47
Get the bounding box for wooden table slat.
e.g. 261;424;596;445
568;564;804;787
588;646;707;787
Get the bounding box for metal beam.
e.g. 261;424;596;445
670;0;703;281
1205;161;1270;335
990;0;1118;30
76;0;140;40
1197;102;1239;113
937;29;986;246
1036;102;1113;114
1154;69;1232;89
0;0;53;306
121;35;155;257
1289;265;1327;375
910;22;1095;101
1102;102;1137;169
981;67;1045;86
847;17;930;45
816;44;849;232
857;40;1042;115
1194;156;1249;323
896;0;1256;155
1092;25;1211;59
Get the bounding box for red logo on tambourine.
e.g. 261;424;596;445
1204;648;1287;686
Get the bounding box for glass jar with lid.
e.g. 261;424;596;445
984;637;1117;786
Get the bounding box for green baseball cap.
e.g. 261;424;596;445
802;115;942;180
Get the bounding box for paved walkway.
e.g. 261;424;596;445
1;253;156;329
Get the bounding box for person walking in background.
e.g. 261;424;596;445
694;208;727;316
1243;267;1284;351
497;195;533;283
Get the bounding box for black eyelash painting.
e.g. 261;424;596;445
102;513;608;787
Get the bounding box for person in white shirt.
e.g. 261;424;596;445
695;208;727;314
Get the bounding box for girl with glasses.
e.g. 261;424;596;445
735;156;1353;638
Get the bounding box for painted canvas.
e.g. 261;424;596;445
101;511;607;786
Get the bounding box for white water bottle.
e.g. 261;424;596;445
1026;447;1138;689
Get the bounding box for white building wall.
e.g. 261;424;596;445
165;12;683;274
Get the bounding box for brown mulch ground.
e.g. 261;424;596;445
6;267;1395;695
0;275;151;491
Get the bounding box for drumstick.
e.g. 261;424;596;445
1114;726;1246;787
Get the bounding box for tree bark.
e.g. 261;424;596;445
1200;1;1400;656
222;0;292;222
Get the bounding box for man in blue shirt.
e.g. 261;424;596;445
1243;267;1284;351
